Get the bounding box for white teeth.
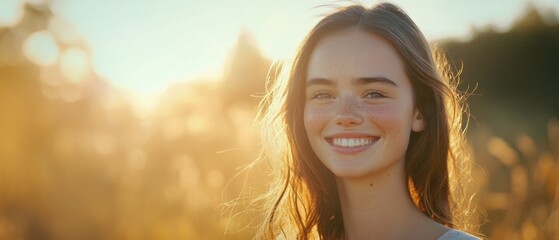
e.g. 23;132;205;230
331;138;373;147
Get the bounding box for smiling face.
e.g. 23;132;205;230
303;28;425;179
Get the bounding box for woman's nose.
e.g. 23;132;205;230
335;99;363;127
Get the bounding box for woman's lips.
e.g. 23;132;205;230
325;134;379;154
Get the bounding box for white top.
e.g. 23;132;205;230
275;228;480;239
437;229;480;240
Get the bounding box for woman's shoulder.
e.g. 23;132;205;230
437;229;480;240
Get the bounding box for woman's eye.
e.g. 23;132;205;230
364;91;386;99
311;92;334;100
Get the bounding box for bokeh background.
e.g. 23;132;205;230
1;0;558;239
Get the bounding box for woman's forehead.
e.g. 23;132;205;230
306;28;407;84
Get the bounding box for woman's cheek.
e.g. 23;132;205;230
366;103;413;141
304;104;332;131
363;104;402;130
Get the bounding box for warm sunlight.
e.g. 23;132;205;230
1;0;559;239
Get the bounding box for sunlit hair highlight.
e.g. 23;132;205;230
254;2;478;239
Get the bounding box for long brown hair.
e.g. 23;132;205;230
255;3;477;239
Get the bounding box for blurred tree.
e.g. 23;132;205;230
444;5;559;141
0;3;54;239
221;30;270;107
0;3;136;240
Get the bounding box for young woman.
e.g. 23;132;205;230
255;2;480;239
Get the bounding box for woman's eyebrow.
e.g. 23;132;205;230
306;77;398;87
354;77;398;87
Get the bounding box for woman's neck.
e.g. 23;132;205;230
336;163;447;240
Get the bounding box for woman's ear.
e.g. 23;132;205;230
412;108;425;132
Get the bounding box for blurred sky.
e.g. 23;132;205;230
1;0;558;95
